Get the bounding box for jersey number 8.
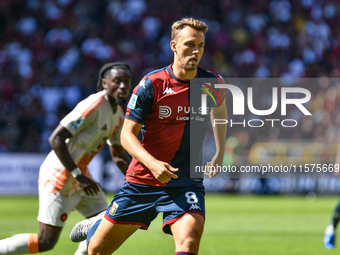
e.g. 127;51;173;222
185;191;198;204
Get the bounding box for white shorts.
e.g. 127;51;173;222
37;184;108;227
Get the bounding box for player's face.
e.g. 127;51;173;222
102;68;131;105
172;26;205;71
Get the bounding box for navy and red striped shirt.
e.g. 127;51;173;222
125;64;225;187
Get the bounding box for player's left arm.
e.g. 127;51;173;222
49;124;101;196
108;145;130;175
206;98;227;178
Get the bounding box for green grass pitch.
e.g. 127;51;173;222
0;193;338;255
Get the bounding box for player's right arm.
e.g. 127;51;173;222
49;124;100;196
120;119;178;184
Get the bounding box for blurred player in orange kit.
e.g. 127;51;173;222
70;17;227;255
0;62;131;255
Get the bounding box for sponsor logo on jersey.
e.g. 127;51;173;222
189;204;201;210
159;106;172;119
109;202;119;216
163;87;175;94
127;94;138;109
70;116;85;130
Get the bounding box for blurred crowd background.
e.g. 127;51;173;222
1;0;340;168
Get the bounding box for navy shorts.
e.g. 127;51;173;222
104;182;205;235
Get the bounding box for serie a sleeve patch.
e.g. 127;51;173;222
127;94;138;110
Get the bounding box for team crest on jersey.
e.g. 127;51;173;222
127;94;138;109
159;106;172;119
109;202;119;216
60;213;68;222
70;116;85;130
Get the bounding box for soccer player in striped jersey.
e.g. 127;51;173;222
77;18;227;255
0;62;131;255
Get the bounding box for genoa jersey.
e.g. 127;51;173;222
125;64;225;187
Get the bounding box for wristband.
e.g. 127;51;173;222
71;167;82;178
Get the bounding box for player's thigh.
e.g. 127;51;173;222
37;185;78;227
170;213;205;252
75;189;108;218
88;217;140;255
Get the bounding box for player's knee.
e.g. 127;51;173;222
177;236;199;252
87;245;97;255
175;228;203;252
38;235;58;252
88;242;108;255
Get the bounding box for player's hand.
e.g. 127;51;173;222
75;175;101;196
205;154;224;179
204;162;218;178
148;160;179;184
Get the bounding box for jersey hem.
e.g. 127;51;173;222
126;178;166;187
162;211;205;235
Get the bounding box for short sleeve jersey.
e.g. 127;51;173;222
125;65;225;187
39;91;124;194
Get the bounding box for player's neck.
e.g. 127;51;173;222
171;62;197;80
105;93;117;113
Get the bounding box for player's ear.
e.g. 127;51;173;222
170;40;177;53
101;78;107;89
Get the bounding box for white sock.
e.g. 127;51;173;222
74;240;87;255
0;234;30;255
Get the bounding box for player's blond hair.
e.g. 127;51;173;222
171;17;208;41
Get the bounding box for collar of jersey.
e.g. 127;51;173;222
167;64;198;84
